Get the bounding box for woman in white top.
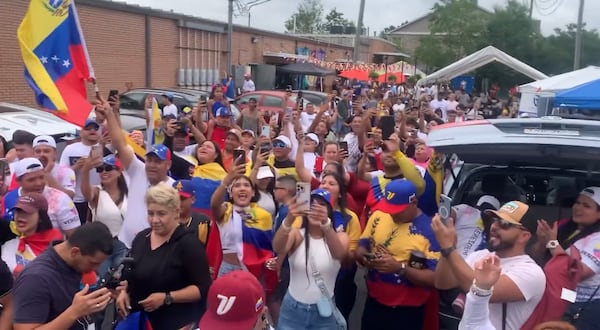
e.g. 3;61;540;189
81;154;129;277
273;188;349;330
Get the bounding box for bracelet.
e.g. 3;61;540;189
470;279;494;297
320;218;332;231
281;221;292;233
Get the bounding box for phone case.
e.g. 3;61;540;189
296;183;311;211
316;296;333;317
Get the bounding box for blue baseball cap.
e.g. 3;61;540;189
84;119;99;129
376;179;417;214
311;188;333;208
215;107;232;117
173;180;194;198
102;154;122;169
145;144;171;161
162;92;174;101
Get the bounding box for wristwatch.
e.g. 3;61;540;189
546;240;560;250
396;262;407;276
164;292;173;306
441;246;456;258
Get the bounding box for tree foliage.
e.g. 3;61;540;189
415;0;600;87
284;0;324;34
322;8;355;33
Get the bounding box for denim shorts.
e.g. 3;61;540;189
218;260;243;278
277;292;338;330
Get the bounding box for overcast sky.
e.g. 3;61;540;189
125;0;597;36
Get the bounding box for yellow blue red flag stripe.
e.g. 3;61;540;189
17;0;94;127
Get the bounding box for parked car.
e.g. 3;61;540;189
118;88;202;118
426;117;600;221
234;91;299;114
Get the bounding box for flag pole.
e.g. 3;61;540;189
71;0;99;99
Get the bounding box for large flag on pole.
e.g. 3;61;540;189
146;97;162;151
17;0;95;127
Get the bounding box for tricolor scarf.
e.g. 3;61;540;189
191;162;227;212
9;222;63;255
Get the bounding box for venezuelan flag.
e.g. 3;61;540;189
146;97;162;150
191;163;227;213
17;0;95;127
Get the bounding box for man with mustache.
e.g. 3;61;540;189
33;135;75;199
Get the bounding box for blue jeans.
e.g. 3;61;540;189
277;292;338;330
218;260;242;278
97;239;128;278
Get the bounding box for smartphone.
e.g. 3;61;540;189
368;100;378;109
286;106;293;117
200;109;208;122
0;159;7;180
363;252;377;261
272;112;279;124
379;116;396;140
367;132;375;139
338;141;348;154
296;182;311;212
91;145;103;159
108;89;119;100
259;142;272;154
233;149;246;164
261;125;271;137
410;129;418;138
439;194;453;225
69;156;82;166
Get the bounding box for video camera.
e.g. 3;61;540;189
97;257;134;290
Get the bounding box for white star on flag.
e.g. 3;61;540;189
40;56;48;64
62;59;71;68
51;55;59;62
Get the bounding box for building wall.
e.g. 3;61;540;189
394;17;431;34
0;0;393;110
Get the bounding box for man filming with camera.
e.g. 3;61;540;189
12;222;114;330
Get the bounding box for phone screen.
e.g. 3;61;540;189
379;116;396;140
233;149;246;164
261;125;271;137
108;89;119;100
91;146;103;159
338;141;348;154
439;194;453;225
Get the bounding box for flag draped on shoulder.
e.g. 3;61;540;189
17;0;95;127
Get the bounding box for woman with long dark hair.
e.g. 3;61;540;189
82;154;129;277
319;172;361;321
273;189;349;329
190;140;227;216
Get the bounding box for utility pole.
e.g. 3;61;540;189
574;0;584;70
353;0;366;63
227;0;233;75
529;0;534;18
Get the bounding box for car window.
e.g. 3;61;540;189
172;95;188;110
237;95;256;105
120;92;146;110
263;96;283;107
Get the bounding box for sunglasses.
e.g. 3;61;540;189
84;126;99;131
272;141;287;148
494;218;528;231
96;165;117;173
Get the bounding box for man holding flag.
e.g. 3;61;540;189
17;0;95;127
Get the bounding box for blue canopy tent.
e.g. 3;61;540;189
554;78;600;109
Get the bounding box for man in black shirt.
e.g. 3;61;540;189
12;222;114;330
0;260;13;328
173;180;211;245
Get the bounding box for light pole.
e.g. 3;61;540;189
574;0;585;70
227;0;233;76
247;0;271;27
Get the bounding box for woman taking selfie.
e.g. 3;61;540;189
273;189;349;329
116;183;211;329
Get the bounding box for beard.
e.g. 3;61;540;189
487;237;514;252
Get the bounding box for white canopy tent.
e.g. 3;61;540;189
518;66;600;115
416;46;548;85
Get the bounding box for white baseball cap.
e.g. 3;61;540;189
477;195;500;210
14;157;44;178
32;135;56;149
273;135;292;148
304;133;319;144
580;187;600;207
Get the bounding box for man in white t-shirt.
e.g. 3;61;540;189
99;102;174;248
32;135;76;199
242;73;256;94
300;103;318;133
161;92;178;118
59;119;101;224
432;201;546;330
1;158;80;237
430;93;449;121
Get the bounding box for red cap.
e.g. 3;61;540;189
199;270;265;330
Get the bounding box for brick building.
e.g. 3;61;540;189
0;0;398;108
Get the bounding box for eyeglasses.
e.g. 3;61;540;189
272;141;287;148
494;218;528;231
96;165;116;173
273;186;286;190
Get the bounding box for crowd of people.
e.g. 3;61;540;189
0;79;596;330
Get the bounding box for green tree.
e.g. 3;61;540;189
539;24;600;74
284;0;324;34
321;8;355;33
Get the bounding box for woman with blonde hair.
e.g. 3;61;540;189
116;183;211;329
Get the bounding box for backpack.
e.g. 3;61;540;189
521;246;582;329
